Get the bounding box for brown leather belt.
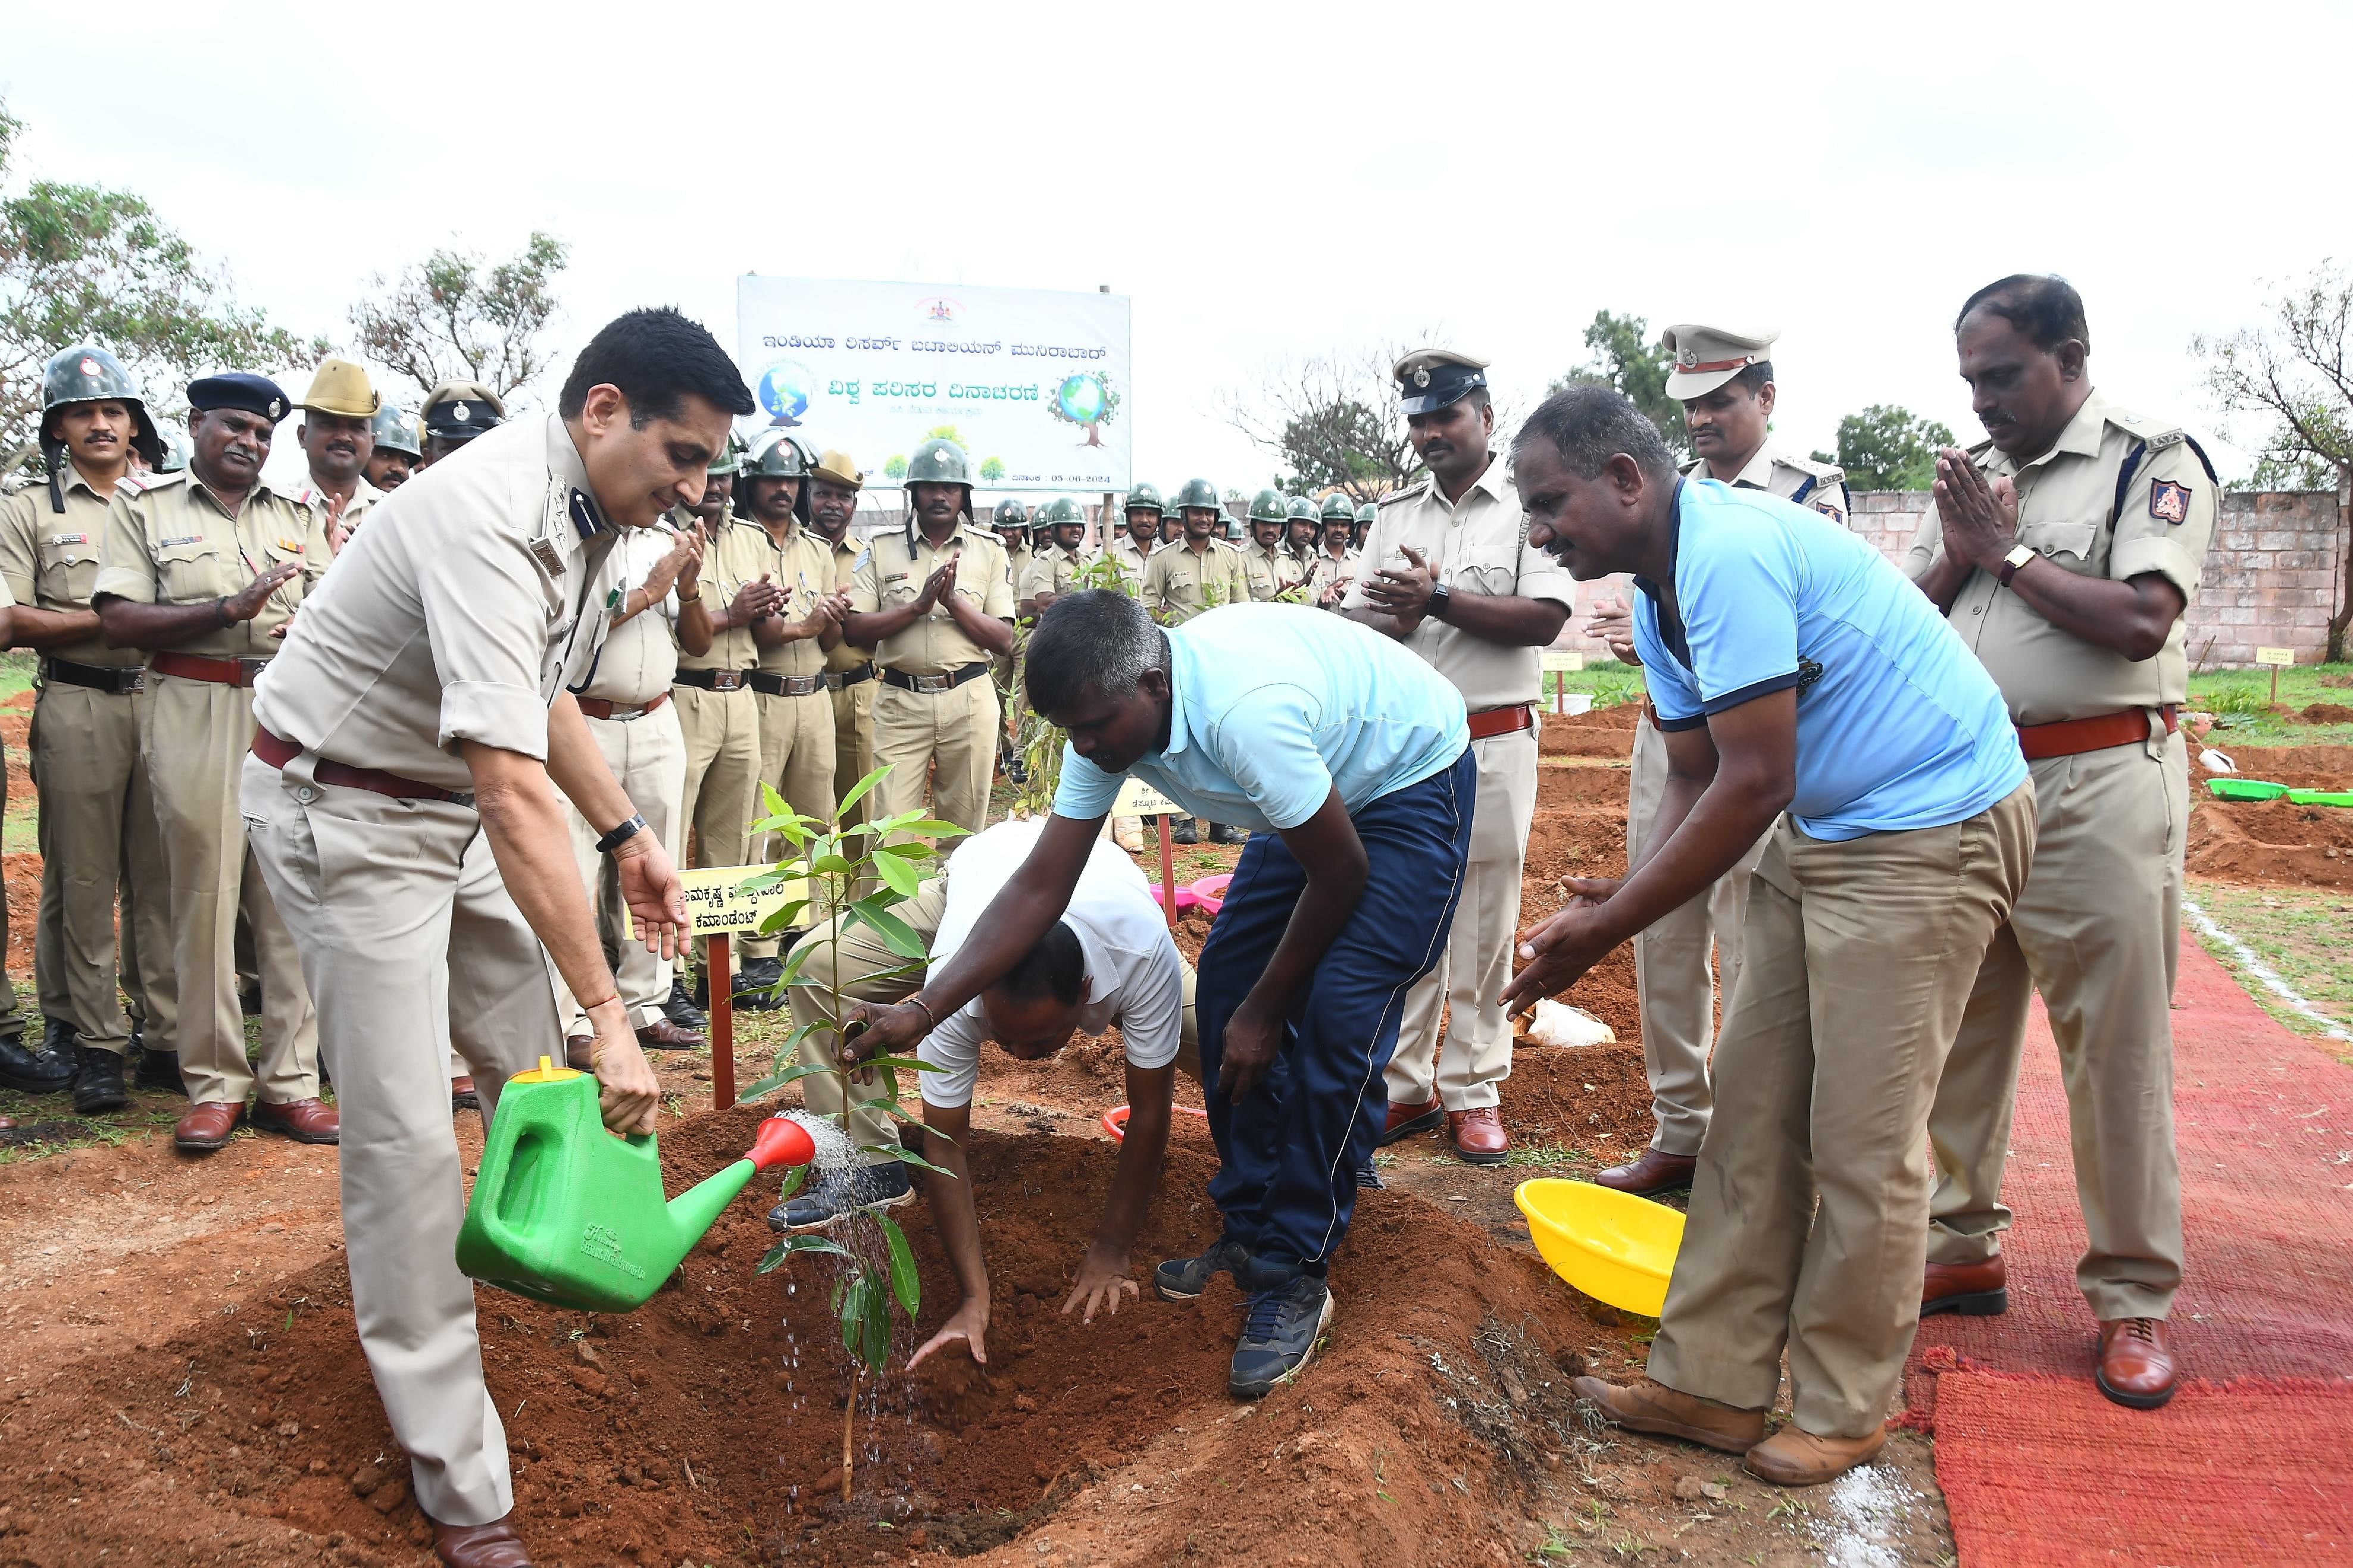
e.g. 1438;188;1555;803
2016;705;2179;762
749;672;823;697
43;658;145;695
251;726;473;803
880;662;989;693
674;668;751;693
824;662;875;690
153;650;271;688
576;691;671;721
1465;703;1535;741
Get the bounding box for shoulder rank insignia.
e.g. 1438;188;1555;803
528;533;567;575
2149;480;2192;525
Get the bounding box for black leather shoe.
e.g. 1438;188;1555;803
70;1044;129;1115
135;1045;185;1095
1208;822;1246;844
732;956;787;1011
0;1025;73;1095
1168;819;1199;846
661;981;708;1033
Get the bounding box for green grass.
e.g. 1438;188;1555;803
2183;878;2353;1065
1545;659;1646;710
2188;661;2353;747
0;650;35;702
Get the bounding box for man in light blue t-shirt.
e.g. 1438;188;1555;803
835;593;1473;1401
1501;386;2035;1489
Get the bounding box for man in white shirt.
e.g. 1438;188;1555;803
770;817;1198;1358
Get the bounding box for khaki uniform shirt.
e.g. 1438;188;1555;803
1095;534;1158;596
753;519;838;681
820;531;871;672
1306;545;1361;606
248;415;623;791
288;475;386;539
674;514;769;674
1240;539;1308;602
1140;537;1249;624
577;522;680;705
849;520;1015;674
1343;457;1575;709
1020;543;1088;604
96;471;329;656
1904;390;2217;727
0;465;141;668
1679;442;1851;525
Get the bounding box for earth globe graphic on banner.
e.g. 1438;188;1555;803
757;361;814;425
1054;374;1107;426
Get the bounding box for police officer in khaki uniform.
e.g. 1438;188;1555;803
1285;494;1321;562
1020;497;1092;614
364;403;423;493
552;518;706;1051
843;437;1015;841
1307;505;1363;608
94;374;333;1153
1140;478;1252;843
736;432;848;996
989;497;1035;779
242;306;724;1564
1348;349;1574;1163
807;450;877;824
1240;489;1308;601
1351;499;1374;553
417;379;506;468
670;443;785;1004
1097;484;1165;594
286;358;385;551
0;346;178;1109
1907;275;2211;1410
1583;324;1849;1197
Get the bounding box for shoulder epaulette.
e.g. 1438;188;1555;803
1780;452;1845;484
1377;478;1429;508
1678;455;1707;478
123;469;185;495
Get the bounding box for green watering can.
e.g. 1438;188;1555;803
455;1056;817;1312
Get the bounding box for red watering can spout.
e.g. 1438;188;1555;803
748;1115;818;1172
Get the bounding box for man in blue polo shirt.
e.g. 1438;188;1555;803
1501;387;2033;1487
839;593;1473;1398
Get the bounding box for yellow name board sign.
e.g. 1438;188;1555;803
1114;776;1185;818
630;864;810;940
1540;649;1586;672
2253;646;2296;668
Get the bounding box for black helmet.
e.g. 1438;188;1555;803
40;345;163;471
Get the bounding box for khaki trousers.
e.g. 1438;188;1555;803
788;880;1199;1163
31;681;176;1054
1627;709;1773;1156
1386;726;1534;1110
740;689;836;962
551;706;685;1035
1927;728;2188;1320
674;683;759;976
1648;784;2035;1439
870;675;998;847
145;675;317;1106
830;676;876;829
243;755;558;1527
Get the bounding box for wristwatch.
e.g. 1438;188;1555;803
1997;543;2035;587
595;813;647;855
1426;581;1452;621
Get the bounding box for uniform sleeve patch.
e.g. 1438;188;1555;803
1813;502;1845;522
2149;480;2192;525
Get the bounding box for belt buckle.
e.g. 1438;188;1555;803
712;671;743;691
121;668;147;694
236;657;270;687
822;672;842;691
788;676;818;697
915;673;950;694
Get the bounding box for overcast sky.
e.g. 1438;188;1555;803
8;1;2348;497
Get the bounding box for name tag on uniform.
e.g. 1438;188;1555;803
46;533;89;546
884;571;908;584
160;534;202;549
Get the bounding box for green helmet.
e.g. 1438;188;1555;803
1171;477;1220;513
1041;496;1086;528
371;403;423;459
1123;482;1164;517
902;437;973;487
707;435;744;476
40;345;162;469
155;428;190;474
1247;487;1288;524
1285;495;1315;523
1320;493;1357;524
991;497;1029;528
744;430;812;478
1355;502;1377;526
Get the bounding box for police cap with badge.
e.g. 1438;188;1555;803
1394;348;1489;415
1661;325;1776;399
188;373;295;421
421;379;507;445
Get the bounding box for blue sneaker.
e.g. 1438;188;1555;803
1229;1275;1335;1398
767;1159;911;1232
1153;1235;1248;1302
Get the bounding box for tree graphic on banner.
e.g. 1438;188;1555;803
1048;372;1120;448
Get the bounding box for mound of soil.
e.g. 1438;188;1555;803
2299;702;2353;724
0;1115;1630;1567
2189;744;2353;889
1539;702;1638;758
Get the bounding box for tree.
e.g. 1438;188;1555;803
1046;371;1119;448
1549;310;1688;460
348;231;568;405
0;100;328;476
2193;261;2353;658
1810;404;1955;491
1223;342;1427;504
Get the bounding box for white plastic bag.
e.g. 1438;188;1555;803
1524;999;1616;1048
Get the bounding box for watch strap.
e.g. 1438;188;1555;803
595;813;648;855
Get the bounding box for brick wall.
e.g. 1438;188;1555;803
1552;489;2349;670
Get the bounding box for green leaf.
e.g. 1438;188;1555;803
811;853;856;876
851;1096;924;1126
861;1275;890;1370
786;1234;854;1259
836;764;891;820
858;1055;946;1072
867;848;922;897
838;1276;868;1356
846;900;927;959
774;1163;808;1200
738;1060;835;1100
864;1143;958;1179
756;1241;789;1275
760;780;789;819
882;818;970;839
877;1213;921;1319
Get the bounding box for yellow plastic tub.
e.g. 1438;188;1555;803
1514;1178;1684;1317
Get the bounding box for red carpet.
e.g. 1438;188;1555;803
1908;939;2353;1564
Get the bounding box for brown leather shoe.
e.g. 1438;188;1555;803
252;1097;340;1144
1448;1106;1510;1165
1744;1424;1886;1486
426;1510;533;1567
1570;1376;1764;1454
636;1016;707;1050
1378;1095;1442;1146
174;1101;245;1152
451;1075;480;1112
1593;1146;1698;1197
2095;1317;2179;1409
1922;1256;2007;1317
564;1035;594;1072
